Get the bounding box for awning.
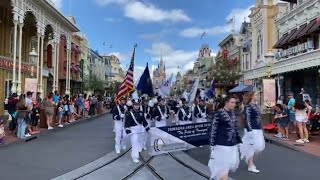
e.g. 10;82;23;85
288;23;307;42
280;28;297;46
273;33;288;49
229;84;253;93
70;63;77;71
308;17;320;34
297;19;316;38
75;64;82;72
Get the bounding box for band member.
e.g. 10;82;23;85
194;96;208;123
209;95;242;180
125;99;150;163
177;98;192;125
240;92;265;173
153;96;170;127
140;96;153;150
112;97;127;154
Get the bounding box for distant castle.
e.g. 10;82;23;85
152;55;166;91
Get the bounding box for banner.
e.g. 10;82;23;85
262;79;276;107
148;122;211;155
24;78;38;101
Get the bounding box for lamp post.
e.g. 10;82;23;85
29;48;38;77
264;49;275;78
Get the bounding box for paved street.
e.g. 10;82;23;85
1;113;320;180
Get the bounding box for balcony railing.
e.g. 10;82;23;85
243;48;320;80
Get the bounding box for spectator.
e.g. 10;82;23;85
30;102;40;134
43;93;55;130
57;98;64;128
0;119;5;145
76;94;84;117
16;94;29;139
63;95;71;124
287;92;296;134
7;93;18;133
293;94;308;143
53;90;59;104
36;92;42;104
84;95;90;118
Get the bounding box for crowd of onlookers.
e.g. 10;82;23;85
2;90;106;143
272;88;319;144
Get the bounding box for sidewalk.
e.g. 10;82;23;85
264;132;320;157
1;109;110;146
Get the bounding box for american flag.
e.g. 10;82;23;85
115;44;137;103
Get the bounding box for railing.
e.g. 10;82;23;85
243;48;320;79
276;0;317;24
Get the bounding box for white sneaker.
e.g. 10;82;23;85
113;129;115;133
248;166;260;173
116;150;120;154
48;126;53;130
133;159;139;163
25;133;31;137
143;147;147;151
122;146;126;150
303;139;309;143
296;139;304;143
58;124;64;128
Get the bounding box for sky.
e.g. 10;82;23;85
51;0;254;81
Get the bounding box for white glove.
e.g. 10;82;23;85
144;113;147;117
201;113;206;117
120;114;125;118
164;114;168;118
187;114;191;119
161;116;166;120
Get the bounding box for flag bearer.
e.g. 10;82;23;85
125;99;150;163
194;96;208;123
177;98;192;125
153;96;170;127
112;97;127;154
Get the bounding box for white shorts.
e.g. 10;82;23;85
295;114;307;123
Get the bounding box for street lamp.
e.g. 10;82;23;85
264;49;274;78
29;47;38;77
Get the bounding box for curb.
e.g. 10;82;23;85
0;111;110;148
264;135;320;158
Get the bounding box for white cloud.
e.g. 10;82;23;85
145;42;198;77
95;0;191;23
51;0;63;9
95;0;126;6
124;1;191;23
180;6;252;38
104;17;122;22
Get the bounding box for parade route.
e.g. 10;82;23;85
1;113;320;180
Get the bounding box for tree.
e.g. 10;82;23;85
210;51;241;84
84;74;106;95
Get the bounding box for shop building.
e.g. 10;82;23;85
0;0;79;114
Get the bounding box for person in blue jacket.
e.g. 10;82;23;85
208;95;242;180
239;92;265;174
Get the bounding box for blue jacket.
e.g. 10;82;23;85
112;104;126;121
244;104;262;131
153;105;170;121
178;106;192;121
124;110;149;129
210;109;242;146
194;105;208;118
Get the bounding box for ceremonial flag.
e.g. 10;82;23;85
188;77;200;106
115;44;137;103
160;74;173;96
136;63;154;97
200;32;206;39
227;16;234;24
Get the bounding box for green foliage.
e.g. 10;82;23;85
83;74;106;94
211;55;241;83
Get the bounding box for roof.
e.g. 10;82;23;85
218;33;241;47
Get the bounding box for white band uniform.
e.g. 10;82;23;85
239;129;265;162
208;145;240;180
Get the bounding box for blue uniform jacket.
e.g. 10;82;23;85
178;106;192;121
244;103;262;131
210;109;242;146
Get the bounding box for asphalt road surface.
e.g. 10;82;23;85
0;113;319;180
